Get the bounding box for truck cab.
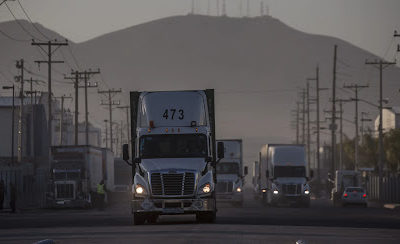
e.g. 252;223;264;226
216;139;247;207
124;90;223;225
259;144;311;207
47;146;105;208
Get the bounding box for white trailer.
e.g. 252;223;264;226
216;139;247;207
47;146;106;208
331;170;361;206
259;144;312;207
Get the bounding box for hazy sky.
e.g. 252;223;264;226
0;0;399;58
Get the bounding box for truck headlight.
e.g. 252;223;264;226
135;184;146;195
304;190;310;195
202;183;211;193
236;187;242;193
273;190;279;195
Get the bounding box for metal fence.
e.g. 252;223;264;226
366;175;400;203
0;165;48;210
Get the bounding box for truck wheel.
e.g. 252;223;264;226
196;211;216;223
147;214;159;224
133;213;146;225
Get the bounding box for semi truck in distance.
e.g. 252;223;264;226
331;170;361;207
259;144;312;207
123;90;224;225
216;139;248;207
46;146;112;208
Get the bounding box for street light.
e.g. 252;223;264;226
3;85;15;165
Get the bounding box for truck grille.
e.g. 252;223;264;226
56;183;74;199
151;172;195;196
282;184;301;195
216;182;233;193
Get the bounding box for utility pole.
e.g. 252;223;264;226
78;70;100;145
260;1;264;16
98;89;121;153
336;99;351;170
54;95;73;145
344;84;369;171
360;112;372;144
24;78;43;158
301;89;306;144
64;71;80;145
117;105;130;145
307;66;327;180
104;119;108;149
32;40;68;167
365;59;396;201
331;45;338;175
222;0;226;16
216;0;220;16
15;59;24;162
246;0;250;17
306;82;311;166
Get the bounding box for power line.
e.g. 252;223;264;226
16;0;50;40
0;28;30;42
4;2;43;40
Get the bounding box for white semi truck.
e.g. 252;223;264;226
123;90;224;225
259;144;312;207
47;146;112;208
215;139;247;207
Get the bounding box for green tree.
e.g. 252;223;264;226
359;129;378;169
383;129;400;172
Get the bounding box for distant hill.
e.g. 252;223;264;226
1;15;400;166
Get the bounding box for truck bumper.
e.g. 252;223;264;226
47;199;90;208
131;198;216;215
216;193;243;204
272;195;310;205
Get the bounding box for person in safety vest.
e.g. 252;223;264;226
97;180;106;210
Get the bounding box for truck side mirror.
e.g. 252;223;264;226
217;142;224;159
266;170;269;178
244;166;248;176
122;144;129;160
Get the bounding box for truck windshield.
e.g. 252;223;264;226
216;162;239;174
274;166;305;178
139;134;207;158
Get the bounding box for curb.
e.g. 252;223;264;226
383;203;400;210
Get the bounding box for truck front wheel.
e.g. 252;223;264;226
133;213;146;225
196;211;216;223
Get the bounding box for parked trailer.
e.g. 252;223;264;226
47;146;110;208
331;170;361;207
123;90;224;225
259;144;312;207
216;139;247;207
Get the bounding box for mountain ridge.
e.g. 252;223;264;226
1;15;399;166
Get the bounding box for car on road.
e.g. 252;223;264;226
341;187;367;207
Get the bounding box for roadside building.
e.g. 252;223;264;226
374;107;400;136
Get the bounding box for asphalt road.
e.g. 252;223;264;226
0;195;399;244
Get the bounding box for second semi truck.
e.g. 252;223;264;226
216;139;247;207
258;144;312;207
